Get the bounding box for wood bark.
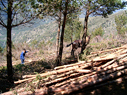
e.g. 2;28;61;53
58;69;127;94
33;68;127;95
7;0;13;83
54;61;85;70
91;44;127;54
56;6;62;57
15;65;80;84
56;0;68;66
12;45;127;95
81;9;89;53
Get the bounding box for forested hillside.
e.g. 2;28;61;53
0;10;126;48
80;10;127;37
0;19;56;48
0;0;127;94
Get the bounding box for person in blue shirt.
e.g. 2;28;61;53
20;48;28;64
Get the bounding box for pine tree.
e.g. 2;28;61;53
0;0;45;82
80;0;125;53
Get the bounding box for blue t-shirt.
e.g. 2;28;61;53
20;51;28;59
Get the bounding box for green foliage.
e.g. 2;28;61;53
30;40;38;48
11;42;15;49
0;66;7;73
80;46;93;60
92;26;104;37
39;50;44;54
84;46;93;56
38;40;45;48
80;0;125;17
2;42;15;54
64;19;83;42
0;0;45;81
97;43;107;50
0;46;3;53
36;75;42;80
119;26;127;36
46;40;52;46
115;12;127;36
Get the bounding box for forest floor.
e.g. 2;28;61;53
0;44;78;94
1;56;127;95
1;40;127;95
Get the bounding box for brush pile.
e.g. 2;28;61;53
3;45;127;95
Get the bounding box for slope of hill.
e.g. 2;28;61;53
0;10;126;48
79;10;127;37
0;19;58;48
12;20;57;44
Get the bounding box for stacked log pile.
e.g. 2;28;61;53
5;45;127;95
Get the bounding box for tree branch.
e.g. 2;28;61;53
12;0;22;10
12;16;35;27
1;0;7;9
0;16;7;28
0;9;7;13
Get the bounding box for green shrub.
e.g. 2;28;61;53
30;40;38;48
115;12;127;36
80;46;93;60
0;46;3;53
119;26;127;36
39;50;44;54
38;40;45;49
92;26;104;37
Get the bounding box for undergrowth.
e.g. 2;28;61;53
0;59;53;93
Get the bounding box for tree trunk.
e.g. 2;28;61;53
71;23;74;43
71;23;74;57
56;7;62;57
7;0;13;83
56;0;68;66
81;10;89;54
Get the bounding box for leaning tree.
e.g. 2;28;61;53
80;0;126;53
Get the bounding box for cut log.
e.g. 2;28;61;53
11;44;127;95
23;70;75;79
75;69;92;73
59;69;127;94
43;73;81;87
15;66;80;84
53;63;127;90
91;53;116;62
53;76;87;88
119;56;127;63
96;59;116;70
94;62;118;71
88;52;127;63
93;61;103;66
22;61;86;79
91;44;127;54
54;61;86;70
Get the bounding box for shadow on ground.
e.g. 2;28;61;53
0;60;52;93
1;59;127;95
70;75;127;95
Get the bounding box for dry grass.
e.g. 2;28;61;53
1;33;127;94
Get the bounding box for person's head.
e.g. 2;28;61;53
23;48;26;53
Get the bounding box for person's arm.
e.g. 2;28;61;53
25;50;29;53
